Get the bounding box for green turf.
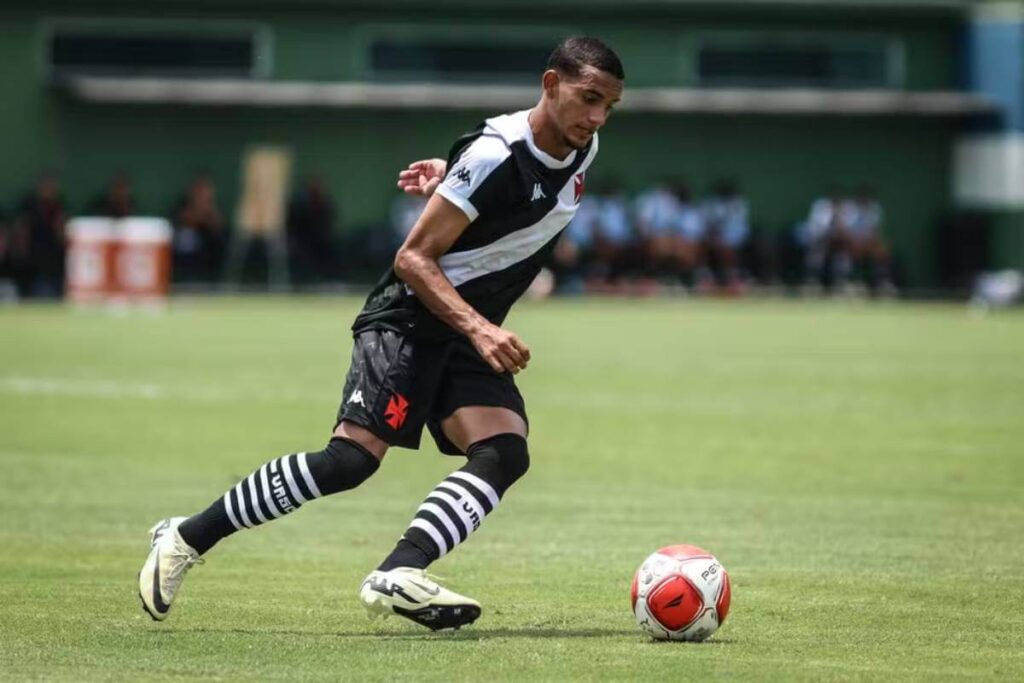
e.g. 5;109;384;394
1;296;1022;681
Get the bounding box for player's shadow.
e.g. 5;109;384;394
180;626;733;643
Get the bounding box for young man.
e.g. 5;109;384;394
138;36;624;631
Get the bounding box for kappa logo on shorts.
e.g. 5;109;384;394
384;393;410;430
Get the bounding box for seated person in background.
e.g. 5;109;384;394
172;173;225;282
801;186;853;292
88;173;136;218
701;179;749;292
14;172;67;298
634;179;684;282
591;179;637;285
672;182;704;287
287;175;340;282
551;192;597;292
845;186;895;294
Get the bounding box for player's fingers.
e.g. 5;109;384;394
482;349;506;374
499;341;526;370
510;336;531;363
493;348;519;374
424;178;442;195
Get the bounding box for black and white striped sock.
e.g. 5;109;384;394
222;452;322;530
378;433;529;571
178;438;379;555
404;470;501;560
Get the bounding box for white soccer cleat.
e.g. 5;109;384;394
138;517;202;621
359;567;482;631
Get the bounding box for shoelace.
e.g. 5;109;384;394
165;548;204;585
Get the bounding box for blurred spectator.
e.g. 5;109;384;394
287;175;340;282
88;172;136;218
634;180;684;281
799;187;849;291
701;179;749;292
846;186;895;294
552;192;597;292
672;182;704;286
591;179;638;283
172;173;225;282
797;186;894;295
13;172;67;298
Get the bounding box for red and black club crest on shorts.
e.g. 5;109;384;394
384;393;410;430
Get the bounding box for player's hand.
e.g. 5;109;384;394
397;159;447;197
470;322;531;374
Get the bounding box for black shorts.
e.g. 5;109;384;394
336;329;527;455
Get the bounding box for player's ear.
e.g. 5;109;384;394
541;69;561;98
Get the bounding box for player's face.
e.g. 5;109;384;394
553;65;623;150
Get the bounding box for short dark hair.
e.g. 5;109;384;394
547;36;625;81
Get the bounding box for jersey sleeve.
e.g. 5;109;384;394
435;135;510;222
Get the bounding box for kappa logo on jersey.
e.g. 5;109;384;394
531;183;546;201
347;389;366;408
574;172;585;204
455;168;471;184
384;393;410;430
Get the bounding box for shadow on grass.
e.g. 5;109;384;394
167;626;735;643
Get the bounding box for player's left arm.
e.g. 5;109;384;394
394;194;530;375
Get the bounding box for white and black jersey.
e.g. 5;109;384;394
353;109;598;340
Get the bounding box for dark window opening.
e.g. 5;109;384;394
50;30;259;79
369;39;551;82
698;39;893;89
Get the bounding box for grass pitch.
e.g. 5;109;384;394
1;296;1022;681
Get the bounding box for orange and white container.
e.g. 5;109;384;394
66;217;118;303
116;218;172;303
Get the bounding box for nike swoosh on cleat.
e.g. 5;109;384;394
151;519;170;546
409;580;441;596
151;549;170;614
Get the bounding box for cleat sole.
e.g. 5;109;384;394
392;604;481;631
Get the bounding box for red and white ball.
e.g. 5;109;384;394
631;544;731;641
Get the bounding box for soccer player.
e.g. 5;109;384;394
138;37;624;631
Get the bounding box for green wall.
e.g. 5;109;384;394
0;2;967;286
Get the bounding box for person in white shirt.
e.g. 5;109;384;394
847;186;894;293
701;179;749;291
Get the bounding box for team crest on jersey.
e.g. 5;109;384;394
384;393;410;430
574;172;585;203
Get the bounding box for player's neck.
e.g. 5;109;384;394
527;108;573;161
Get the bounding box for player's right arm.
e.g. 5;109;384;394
394;193;530;375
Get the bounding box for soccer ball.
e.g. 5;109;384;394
630;544;731;642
